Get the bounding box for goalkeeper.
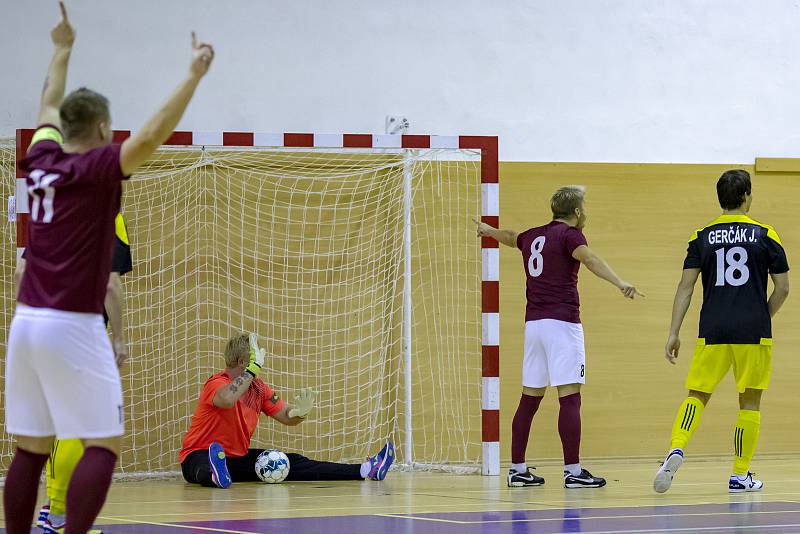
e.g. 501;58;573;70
179;333;395;488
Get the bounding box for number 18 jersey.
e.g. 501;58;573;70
684;214;789;345
517;221;588;324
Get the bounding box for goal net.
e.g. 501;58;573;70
0;139;485;476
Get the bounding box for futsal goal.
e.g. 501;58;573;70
0;130;500;477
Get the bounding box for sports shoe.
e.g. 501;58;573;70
41;517;103;534
729;472;763;493
367;442;395;481
654;448;684;493
564;468;606;488
507;467;545;487
208;441;232;489
36;504;50;527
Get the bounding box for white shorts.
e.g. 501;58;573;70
523;319;586;388
4;305;124;439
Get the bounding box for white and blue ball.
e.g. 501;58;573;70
255;449;290;483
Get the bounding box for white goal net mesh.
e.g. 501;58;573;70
0;141;482;476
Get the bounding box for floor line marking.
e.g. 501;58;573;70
97;516;260;534
567;524;800;534
376;508;800;525
375;513;468;524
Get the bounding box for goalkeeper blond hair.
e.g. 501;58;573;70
224;333;250;367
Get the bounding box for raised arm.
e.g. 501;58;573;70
38;2;75;128
120;33;215;176
768;272;790;318
104;272;128;368
664;268;700;364
572;245;644;299
473;218;518;248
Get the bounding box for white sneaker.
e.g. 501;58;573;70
729;472;763;493
654;449;684;493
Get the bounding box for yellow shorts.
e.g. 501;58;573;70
685;339;772;394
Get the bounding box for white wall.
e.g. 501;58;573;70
3;0;800;163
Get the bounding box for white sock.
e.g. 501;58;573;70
48;514;65;527
565;463;582;476
360;460;372;479
511;462;527;473
734;473;749;481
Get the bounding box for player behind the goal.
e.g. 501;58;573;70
179;334;395;487
475;185;643;489
2;3;215;533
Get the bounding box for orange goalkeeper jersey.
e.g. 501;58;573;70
179;370;286;463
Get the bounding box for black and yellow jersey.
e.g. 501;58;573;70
112;212;132;275
684;214;789;345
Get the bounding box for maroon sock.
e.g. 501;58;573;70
3;447;49;534
558;392;582;465
64;447;118;534
511;394;544;464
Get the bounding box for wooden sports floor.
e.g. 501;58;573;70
3;456;800;533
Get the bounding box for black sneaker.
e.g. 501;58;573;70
564;468;606;488
507;468;545;487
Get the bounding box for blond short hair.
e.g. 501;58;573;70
550;186;586;219
224;333;250;367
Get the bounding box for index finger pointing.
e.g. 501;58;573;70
191;31;197;48
59;1;69;21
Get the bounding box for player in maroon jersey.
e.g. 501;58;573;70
475;185;643;489
2;4;214;533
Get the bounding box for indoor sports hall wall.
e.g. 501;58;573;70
498;162;800;462
5;1;800;163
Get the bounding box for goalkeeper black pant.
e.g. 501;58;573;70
181;448;362;486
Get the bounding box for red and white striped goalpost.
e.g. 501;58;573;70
14;129;501;476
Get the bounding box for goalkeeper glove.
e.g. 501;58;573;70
245;333;266;377
288;387;316;419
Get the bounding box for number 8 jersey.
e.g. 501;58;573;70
517;221;588;324
684;214;789;345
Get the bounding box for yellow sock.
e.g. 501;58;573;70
46;439;85;515
670;397;705;450
733;410;761;475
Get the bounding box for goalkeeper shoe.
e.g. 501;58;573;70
507;468;545;487
729;472;764;493
36;504;50;527
367;442;395;481
209;442;232;489
654;448;684;494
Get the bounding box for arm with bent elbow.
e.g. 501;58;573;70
212;373;254;409
768;272;790;318
271;388;317;426
571;245;643;299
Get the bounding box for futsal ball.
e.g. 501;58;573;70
255;449;290;483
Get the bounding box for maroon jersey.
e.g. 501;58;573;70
18;127;129;314
517;221;588;324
